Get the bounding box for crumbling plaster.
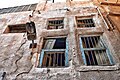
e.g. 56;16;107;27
0;0;120;80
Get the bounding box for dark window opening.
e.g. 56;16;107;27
4;24;26;33
81;36;102;48
47;19;64;29
76;18;95;28
43;38;66;49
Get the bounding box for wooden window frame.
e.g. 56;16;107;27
3;24;26;33
47;17;64;30
39;37;69;68
76;16;95;28
79;34;114;66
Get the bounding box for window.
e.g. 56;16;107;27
39;37;68;67
47;18;64;29
0;3;37;14
76;17;95;28
4;24;26;33
79;35;114;65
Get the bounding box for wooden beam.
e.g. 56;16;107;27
108;12;120;16
100;2;120;6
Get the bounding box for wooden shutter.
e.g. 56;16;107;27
65;38;69;66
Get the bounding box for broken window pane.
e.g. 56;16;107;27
43;38;66;49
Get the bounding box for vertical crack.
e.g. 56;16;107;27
10;38;27;75
14;64;33;80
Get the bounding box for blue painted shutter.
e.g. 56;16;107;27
39;50;44;67
101;37;115;65
65;39;69;67
106;49;115;65
79;37;87;65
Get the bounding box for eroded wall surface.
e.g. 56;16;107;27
0;0;120;80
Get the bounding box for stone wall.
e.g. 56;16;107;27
0;0;120;80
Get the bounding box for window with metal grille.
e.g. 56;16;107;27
79;35;114;65
39;37;68;68
76;17;95;28
0;3;37;14
47;19;64;29
4;24;26;33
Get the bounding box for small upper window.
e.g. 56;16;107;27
76;17;95;28
4;24;26;33
47;18;64;30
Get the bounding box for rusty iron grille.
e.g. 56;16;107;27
80;36;112;65
47;20;64;29
77;18;95;28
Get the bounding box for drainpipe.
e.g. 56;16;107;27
106;14;115;30
96;7;110;30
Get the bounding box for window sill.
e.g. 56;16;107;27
76;27;102;30
76;64;120;72
33;67;71;73
45;28;65;31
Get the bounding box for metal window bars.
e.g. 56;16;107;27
47;20;64;29
42;51;65;67
77;18;95;28
4;24;26;33
0;3;37;14
80;36;111;65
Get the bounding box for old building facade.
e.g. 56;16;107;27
0;0;120;80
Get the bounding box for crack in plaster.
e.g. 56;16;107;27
9;38;27;75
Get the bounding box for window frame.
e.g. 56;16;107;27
47;17;64;30
76;16;96;28
3;24;26;34
79;34;115;66
39;36;69;68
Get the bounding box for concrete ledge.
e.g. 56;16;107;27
76;64;120;72
32;66;72;74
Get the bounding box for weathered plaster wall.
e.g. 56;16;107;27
0;0;120;80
